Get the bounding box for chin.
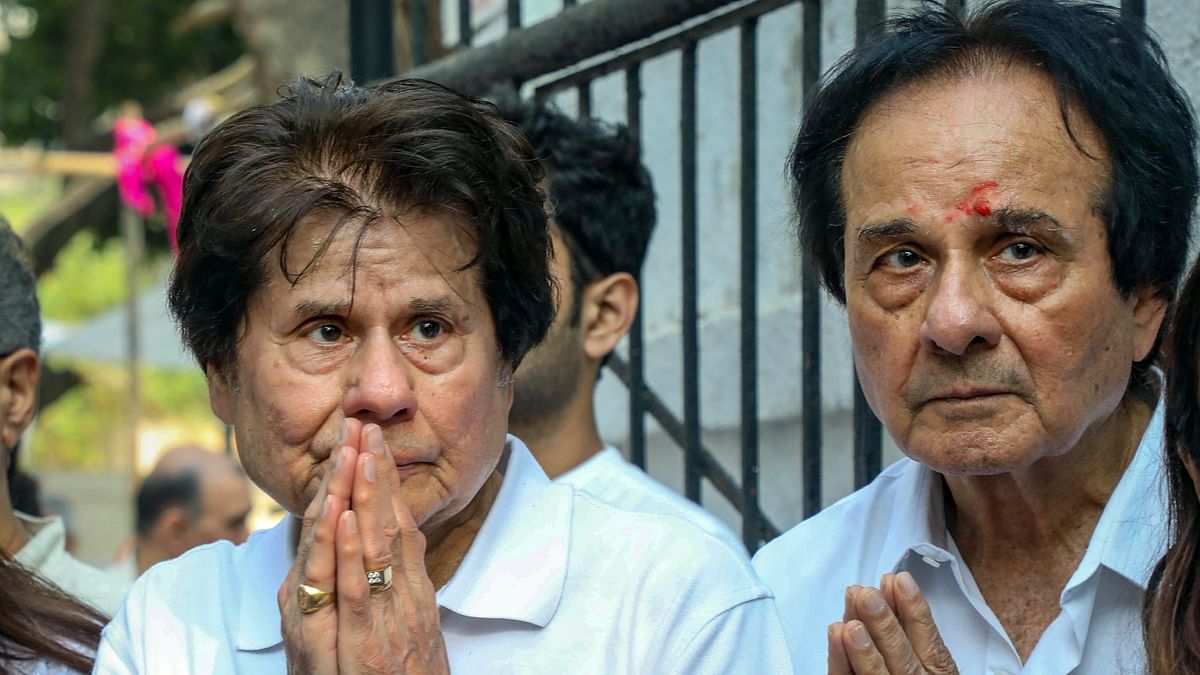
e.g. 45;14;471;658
902;431;1043;477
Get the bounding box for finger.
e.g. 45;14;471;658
335;510;382;664
844;585;862;623
344;417;364;453
881;573;901;614
895;572;959;675
856;586;923;674
304;494;344;595
827;622;853;675
352;450;397;585
842;620;890;674
294;447;347;566
327;442;358;504
363;424;401;537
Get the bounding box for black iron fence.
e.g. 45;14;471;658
349;0;1149;553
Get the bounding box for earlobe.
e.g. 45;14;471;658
207;363;235;425
1130;287;1167;362
581;273;639;361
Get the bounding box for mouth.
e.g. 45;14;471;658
924;389;1013;404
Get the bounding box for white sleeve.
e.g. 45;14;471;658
665;596;795;675
92;592;142;675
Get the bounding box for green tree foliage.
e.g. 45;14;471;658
0;0;243;145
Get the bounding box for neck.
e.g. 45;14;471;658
135;540;165;576
945;395;1153;565
0;472;29;556
510;380;604;479
422;469;504;588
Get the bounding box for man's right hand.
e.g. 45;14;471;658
827;573;959;675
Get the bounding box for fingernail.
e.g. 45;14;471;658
850;622;871;649
364;455;376;482
863;589;886;615
337;419;348;444
367;425;384;455
898;572;920;599
332;447;344;471
345;511;358;534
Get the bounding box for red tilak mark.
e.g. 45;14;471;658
951;181;1000;219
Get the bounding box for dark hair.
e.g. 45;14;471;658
791;0;1197;391
1144;258;1200;674
169;73;554;372
0;217;40;356
0;550;104;672
492;93;656;325
135;470;201;536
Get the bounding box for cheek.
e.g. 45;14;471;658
241;356;342;447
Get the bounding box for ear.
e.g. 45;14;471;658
579;273;639;361
207;363;235;425
1129;286;1168;363
153;506;192;552
0;349;39;450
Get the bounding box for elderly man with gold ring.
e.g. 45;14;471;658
92;75;791;675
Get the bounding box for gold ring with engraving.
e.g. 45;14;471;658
297;583;335;614
366;566;393;594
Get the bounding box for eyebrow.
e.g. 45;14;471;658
293;301;351;318
854;208;1069;244
410;297;453;314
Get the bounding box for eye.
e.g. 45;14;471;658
879;248;923;269
306;323;344;344
998;241;1040;263
410;320;444;342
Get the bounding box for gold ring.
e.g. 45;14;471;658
297;583;335;614
366;566;393;594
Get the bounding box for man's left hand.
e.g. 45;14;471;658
827;572;958;675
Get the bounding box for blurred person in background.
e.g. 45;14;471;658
496;95;743;553
119;445;251;581
1143;256;1200;672
0;221;125;673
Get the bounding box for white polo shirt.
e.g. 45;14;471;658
556;445;745;554
95;437;792;674
754;404;1165;675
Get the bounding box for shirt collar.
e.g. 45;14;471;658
235;435;570;651
877;460;949;573
436;436;569;627
235;513;293;651
1076;400;1167;589
12;512;66;571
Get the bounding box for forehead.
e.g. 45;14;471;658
264;209;481;302
842;64;1110;211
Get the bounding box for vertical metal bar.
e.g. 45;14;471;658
852;0;885;489
349;0;396;83
1121;0;1145;22
739;17;761;551
122;207;143;482
412;0;429;68
855;0;886;44
681;42;702;503
853;377;882;488
458;0;473;48
626;63;647;471
800;0;823;518
508;0;521;30
578;81;592;119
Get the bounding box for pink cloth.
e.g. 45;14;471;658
113;116;184;253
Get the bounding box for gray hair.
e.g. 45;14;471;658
0;219;40;355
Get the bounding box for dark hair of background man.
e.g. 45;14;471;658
493;94;656;329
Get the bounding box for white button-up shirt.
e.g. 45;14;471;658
95;437;792;674
556;445;745;553
15;512;128;617
754;405;1165;674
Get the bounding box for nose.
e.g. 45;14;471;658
918;262;1002;356
342;331;417;424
